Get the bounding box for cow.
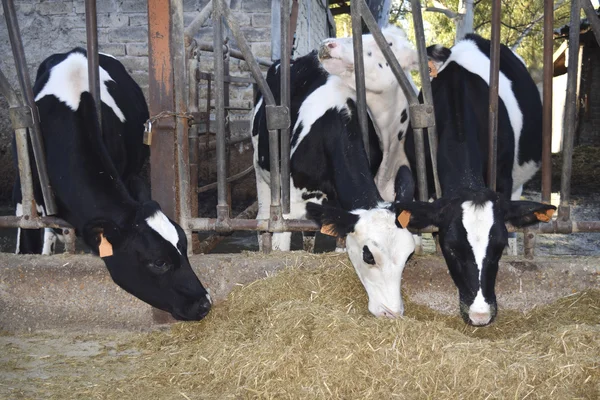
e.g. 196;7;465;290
394;34;556;325
318;26;418;202
12;48;212;321
252;49;415;318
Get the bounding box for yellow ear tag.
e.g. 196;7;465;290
534;209;555;223
320;224;337;237
428;60;438;78
397;210;411;229
99;233;113;258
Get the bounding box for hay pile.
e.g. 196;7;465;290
62;257;600;398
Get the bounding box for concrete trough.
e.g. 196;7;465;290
1;251;599;333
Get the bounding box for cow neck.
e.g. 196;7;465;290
330;100;383;211
366;81;413;202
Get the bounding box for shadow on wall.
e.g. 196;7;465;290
0;97;16;203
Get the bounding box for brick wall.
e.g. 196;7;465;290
0;0;331;203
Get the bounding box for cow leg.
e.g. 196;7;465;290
302;231;316;253
15;203;44;254
335;236;346;253
506;185;524;256
255;169;273;252
41;228;58;255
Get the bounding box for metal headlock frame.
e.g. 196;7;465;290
2;0;600;258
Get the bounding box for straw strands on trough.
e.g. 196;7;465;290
3;254;600;399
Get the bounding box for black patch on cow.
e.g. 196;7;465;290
397;129;405;141
400;109;408;123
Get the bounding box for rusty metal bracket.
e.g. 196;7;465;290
409;104;435;129
265;105;290;131
8;105;33;130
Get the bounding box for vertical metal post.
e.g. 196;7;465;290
541;0;554;203
213;0;230;222
172;0;193;252
410;0;441;199
487;0;501;191
280;0;291;214
85;0;102;131
559;0;581;221
147;0;178;220
351;0;370;164
3;0;57;215
188;55;200;243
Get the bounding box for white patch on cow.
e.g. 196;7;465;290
469;289;492;325
345;205;415;318
99;52;116;60
35;52;126;122
290;75;354;157
512;159;540;194
42;229;57;255
438;39;524;179
15;203;22;254
461;200;494;278
461;200;494;324
146;211;181;255
206;293;212;304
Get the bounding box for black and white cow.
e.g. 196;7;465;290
252;48;415;318
395;34;556;325
318;26;418;202
12;48;212;321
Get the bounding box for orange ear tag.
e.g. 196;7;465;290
397;210;411;229
99;233;114;258
428;60;438;78
320;224;337;237
534;209;555;223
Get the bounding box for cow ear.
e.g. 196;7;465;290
426;44;450;77
394;165;415;203
82;218;122;255
305;202;359;238
503;201;557;227
393;200;443;229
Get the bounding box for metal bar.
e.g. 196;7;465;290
541;0;554;203
487;0;502;191
280;0;291;214
184;0;213;47
3;0;57;215
0;216;73;229
559;0;581;220
196;42;273;67
196;165;254;193
196;201;258;254
582;0;600;47
197;135;251;151
189;57;200;226
147;0;178;220
172;0;194;253
410;0;441;199
224;52;233;214
63;229;76;254
185;216;600;235
220;0;275;106
85;0;102;131
213;0;229;219
351;0;370;163
14;128;36;218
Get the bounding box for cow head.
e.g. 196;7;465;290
394;188;556;326
83;201;211;321
306;199;415;318
318;26;418;94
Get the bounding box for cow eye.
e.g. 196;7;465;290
149;259;171;273
362;245;376;265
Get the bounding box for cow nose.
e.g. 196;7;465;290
327;42;337;49
377;304;402;319
469;311;492;326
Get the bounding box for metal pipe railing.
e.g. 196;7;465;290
541;0;554;203
559;0;581;221
2;0;57;216
85;0;102;132
409;0;441;199
487;0;501;191
280;0;291;214
351;0;371;164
